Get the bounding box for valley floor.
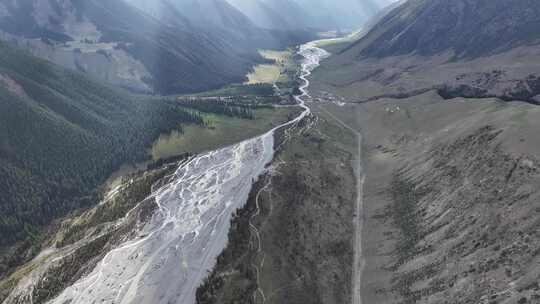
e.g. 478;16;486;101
196;105;359;304
151;107;299;160
195;42;360;304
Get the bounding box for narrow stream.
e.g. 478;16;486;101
46;42;330;304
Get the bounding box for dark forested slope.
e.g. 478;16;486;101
0;42;201;254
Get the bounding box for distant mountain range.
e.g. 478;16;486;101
0;0;396;95
0;0;313;94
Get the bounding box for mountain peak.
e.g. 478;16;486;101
355;0;540;58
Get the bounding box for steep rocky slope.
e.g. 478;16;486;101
315;0;540;103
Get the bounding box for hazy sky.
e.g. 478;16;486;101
291;0;398;30
125;0;401;31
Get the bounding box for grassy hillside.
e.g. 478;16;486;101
0;42;203;262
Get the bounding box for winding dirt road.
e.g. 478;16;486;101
315;105;365;304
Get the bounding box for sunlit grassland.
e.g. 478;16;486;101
245;49;294;84
151;106;300;160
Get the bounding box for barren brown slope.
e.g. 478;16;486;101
306;87;540;303
313;0;540;104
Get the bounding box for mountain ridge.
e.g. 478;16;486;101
314;0;540;104
344;0;540;59
0;0;311;94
